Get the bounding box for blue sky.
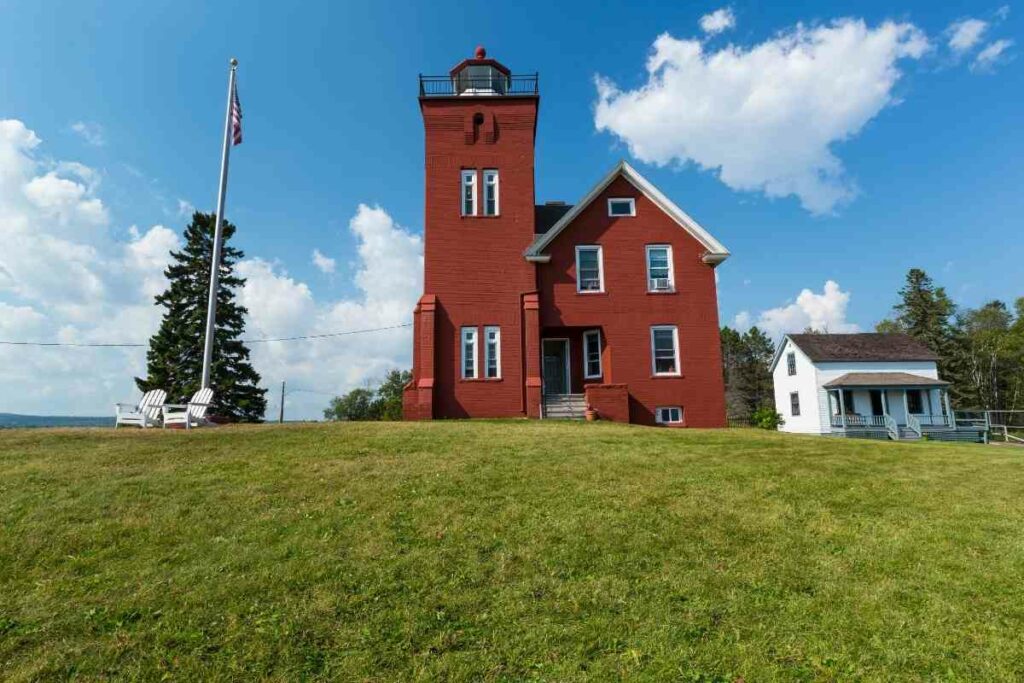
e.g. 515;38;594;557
0;0;1020;417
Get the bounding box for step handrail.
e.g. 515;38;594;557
906;413;922;438
884;414;899;441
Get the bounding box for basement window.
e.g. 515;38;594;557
608;198;636;217
656;406;683;424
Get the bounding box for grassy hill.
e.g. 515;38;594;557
1;422;1022;681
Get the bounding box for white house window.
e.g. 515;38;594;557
790;392;800;416
656;406;683;424
646;245;674;292
575;245;604;293
787;352;796;376
583;329;602;379
650;325;680;376
607;198;636;217
461;170;477;216
461;326;478;378
483;170;499;216
484;326;500;379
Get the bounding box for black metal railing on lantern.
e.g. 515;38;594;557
419;74;539;97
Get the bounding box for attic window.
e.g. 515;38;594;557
608;198;635;217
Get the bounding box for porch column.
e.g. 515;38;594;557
838;389;847;429
944;389;954;427
902;389;910;424
523;293;542;419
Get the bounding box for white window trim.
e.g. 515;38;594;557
583;329;602;379
461;170;477;217
645;244;675;293
607;197;636;217
650;325;681;377
484;325;501;379
656;406;683;424
461;326;478;379
575;245;605;294
483;169;499;216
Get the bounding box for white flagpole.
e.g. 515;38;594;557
201;58;238;390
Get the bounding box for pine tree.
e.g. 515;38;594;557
136;212;267;422
878;268;957;377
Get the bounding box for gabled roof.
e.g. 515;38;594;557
771;333;939;372
524;160;730;265
534;203;573;235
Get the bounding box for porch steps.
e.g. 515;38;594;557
898;427;920;440
543;394;586;420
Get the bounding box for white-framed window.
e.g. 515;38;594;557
483;170;499;216
787;351;797;376
461;170;477;217
583;329;602;379
607;197;636;217
646;244;674;292
575;245;604;293
461;326;478;378
656;406;683;424
790;392;800;416
484;326;500;379
650;325;680;376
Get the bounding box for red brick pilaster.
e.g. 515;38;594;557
523;292;542;418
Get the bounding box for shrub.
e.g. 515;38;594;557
752;406;784;430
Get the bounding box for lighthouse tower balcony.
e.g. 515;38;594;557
419;45;538;97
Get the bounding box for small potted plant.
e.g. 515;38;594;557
584;405;598;422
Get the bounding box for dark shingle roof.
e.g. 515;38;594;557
789;333;938;362
823;372;949;388
534;203;573;235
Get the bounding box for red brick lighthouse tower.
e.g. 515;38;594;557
404;47;542;419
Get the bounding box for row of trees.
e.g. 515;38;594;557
323;370;411;421
876;269;1024;412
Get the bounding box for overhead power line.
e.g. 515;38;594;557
0;322;413;349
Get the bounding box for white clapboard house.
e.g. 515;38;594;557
770;333;969;441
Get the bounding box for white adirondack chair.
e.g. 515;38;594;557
114;389;167;428
162;388;215;429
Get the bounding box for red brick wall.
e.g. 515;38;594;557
537;176;727;427
417;96;540;418
585;384;630;423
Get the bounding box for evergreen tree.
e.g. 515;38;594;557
720;326;776;423
136;212;267;422
877;268;957;376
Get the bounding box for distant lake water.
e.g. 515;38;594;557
0;414;113;429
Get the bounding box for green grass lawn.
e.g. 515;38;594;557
1;422;1023;681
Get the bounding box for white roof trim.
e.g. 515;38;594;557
524;160;730;264
769;335;795;373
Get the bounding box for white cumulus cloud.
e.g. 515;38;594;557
700;8;735;35
733;280;859;338
594;19;930;214
0;118;424;420
311;248;336;274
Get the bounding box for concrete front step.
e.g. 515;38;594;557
544;394;586;420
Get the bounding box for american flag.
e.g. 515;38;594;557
231;81;243;145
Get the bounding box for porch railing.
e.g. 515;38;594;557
915;413;955;428
830;414;887;428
